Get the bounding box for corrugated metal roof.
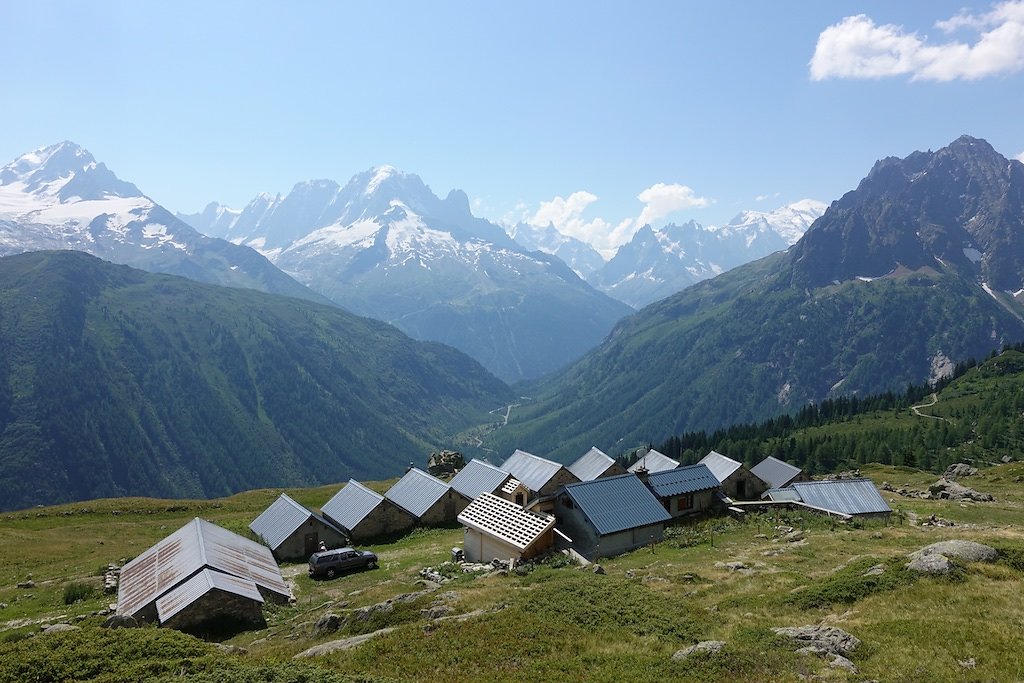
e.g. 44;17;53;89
790;479;892;516
751;456;802;489
458;493;554;550
449;459;512;500
249;493;310;551
117;518;290;618
386;468;452;519
156;568;263;623
764;488;803;502
646;464;720;497
698;450;742;482
321;480;384;531
501;449;565;492
627;449;679;474
568;447;616;481
562;474;671;536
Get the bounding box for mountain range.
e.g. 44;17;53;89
493;135;1024;460
0;142;327;306
0;250;512;511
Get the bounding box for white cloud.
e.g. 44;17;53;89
524;183;711;258
755;194;770;202
1016;150;1024;162
810;1;1024;81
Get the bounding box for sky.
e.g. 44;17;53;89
2;1;1023;255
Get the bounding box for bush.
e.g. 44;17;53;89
63;582;94;605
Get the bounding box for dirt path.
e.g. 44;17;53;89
910;393;952;423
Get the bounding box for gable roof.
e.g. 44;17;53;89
790;479;892;516
458;492;555;551
156;568;263;623
117;518;290;619
249;493;343;551
501;449;566;492
386;468;453;518
751;456;803;489
568;447;617;481
646;463;720;498
562;474;671;535
627;449;679;474
321;480;385;531
449;459;511;500
698;450;743;482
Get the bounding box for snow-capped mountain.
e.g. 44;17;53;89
182;167;632;382
174;201;241;238
590;200;826;308
506;221;606;280
0;141;326;304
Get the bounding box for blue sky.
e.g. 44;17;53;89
2;1;1022;253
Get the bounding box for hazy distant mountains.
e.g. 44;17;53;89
0;250;512;511
494;135;1024;460
0;142;326;305
180;168;632;382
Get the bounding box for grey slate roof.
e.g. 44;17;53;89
646;464;720;498
249;493;344;551
321;480;385;531
627;449;679;474
698;450;743;482
386;468;452;518
568;447;616;481
117;518;290;619
449;459;511;500
790;479;892;516
751;456;803;489
501;449;565;492
562;474;671;536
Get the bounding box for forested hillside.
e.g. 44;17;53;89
0;251;512;510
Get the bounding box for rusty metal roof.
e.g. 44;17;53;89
117;518;290;618
249;493;344;551
156;568;263;623
385;468;452;518
568;447;617;481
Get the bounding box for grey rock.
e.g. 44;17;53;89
944;463;978;479
294;627;396;658
829;654;858;673
354;602;394;622
214;643;248;655
906;553;953;574
1001;455;1013;463
910;540;999;564
672;640;726;661
927;479;994;502
17;580;34;589
312;613;345;637
959;657;976;669
101;614;138;629
592;564;606;575
862;564;885;577
423;605;451;620
42;624;80;634
772;625;861;656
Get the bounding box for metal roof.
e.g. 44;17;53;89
458;493;555;551
646;464;720;497
568;447;617;481
249;493;344;551
117;518;290;619
449;459;512;500
751;456;803;489
764;488;803;502
321;480;384;531
156;568;263;623
790;479;892;516
698;450;742;482
386;468;453;519
562;474;671;536
627;449;679;474
501;449;565;492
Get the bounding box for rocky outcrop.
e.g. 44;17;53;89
944;463;978;480
672;641;726;661
427;450;465;477
294;627;396;658
906;540;999;574
927;479;994;502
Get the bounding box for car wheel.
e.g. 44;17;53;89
368;560;378;569
326;568;337;579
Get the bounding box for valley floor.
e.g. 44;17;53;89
1;464;1023;682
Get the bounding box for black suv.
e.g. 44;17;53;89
308;547;378;579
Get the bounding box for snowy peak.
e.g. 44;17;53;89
725;199;826;245
0;141;143;204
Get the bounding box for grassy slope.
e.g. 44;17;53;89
2;462;1023;682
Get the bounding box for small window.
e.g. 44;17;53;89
515;493;525;506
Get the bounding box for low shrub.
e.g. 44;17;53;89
63;582;94;605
